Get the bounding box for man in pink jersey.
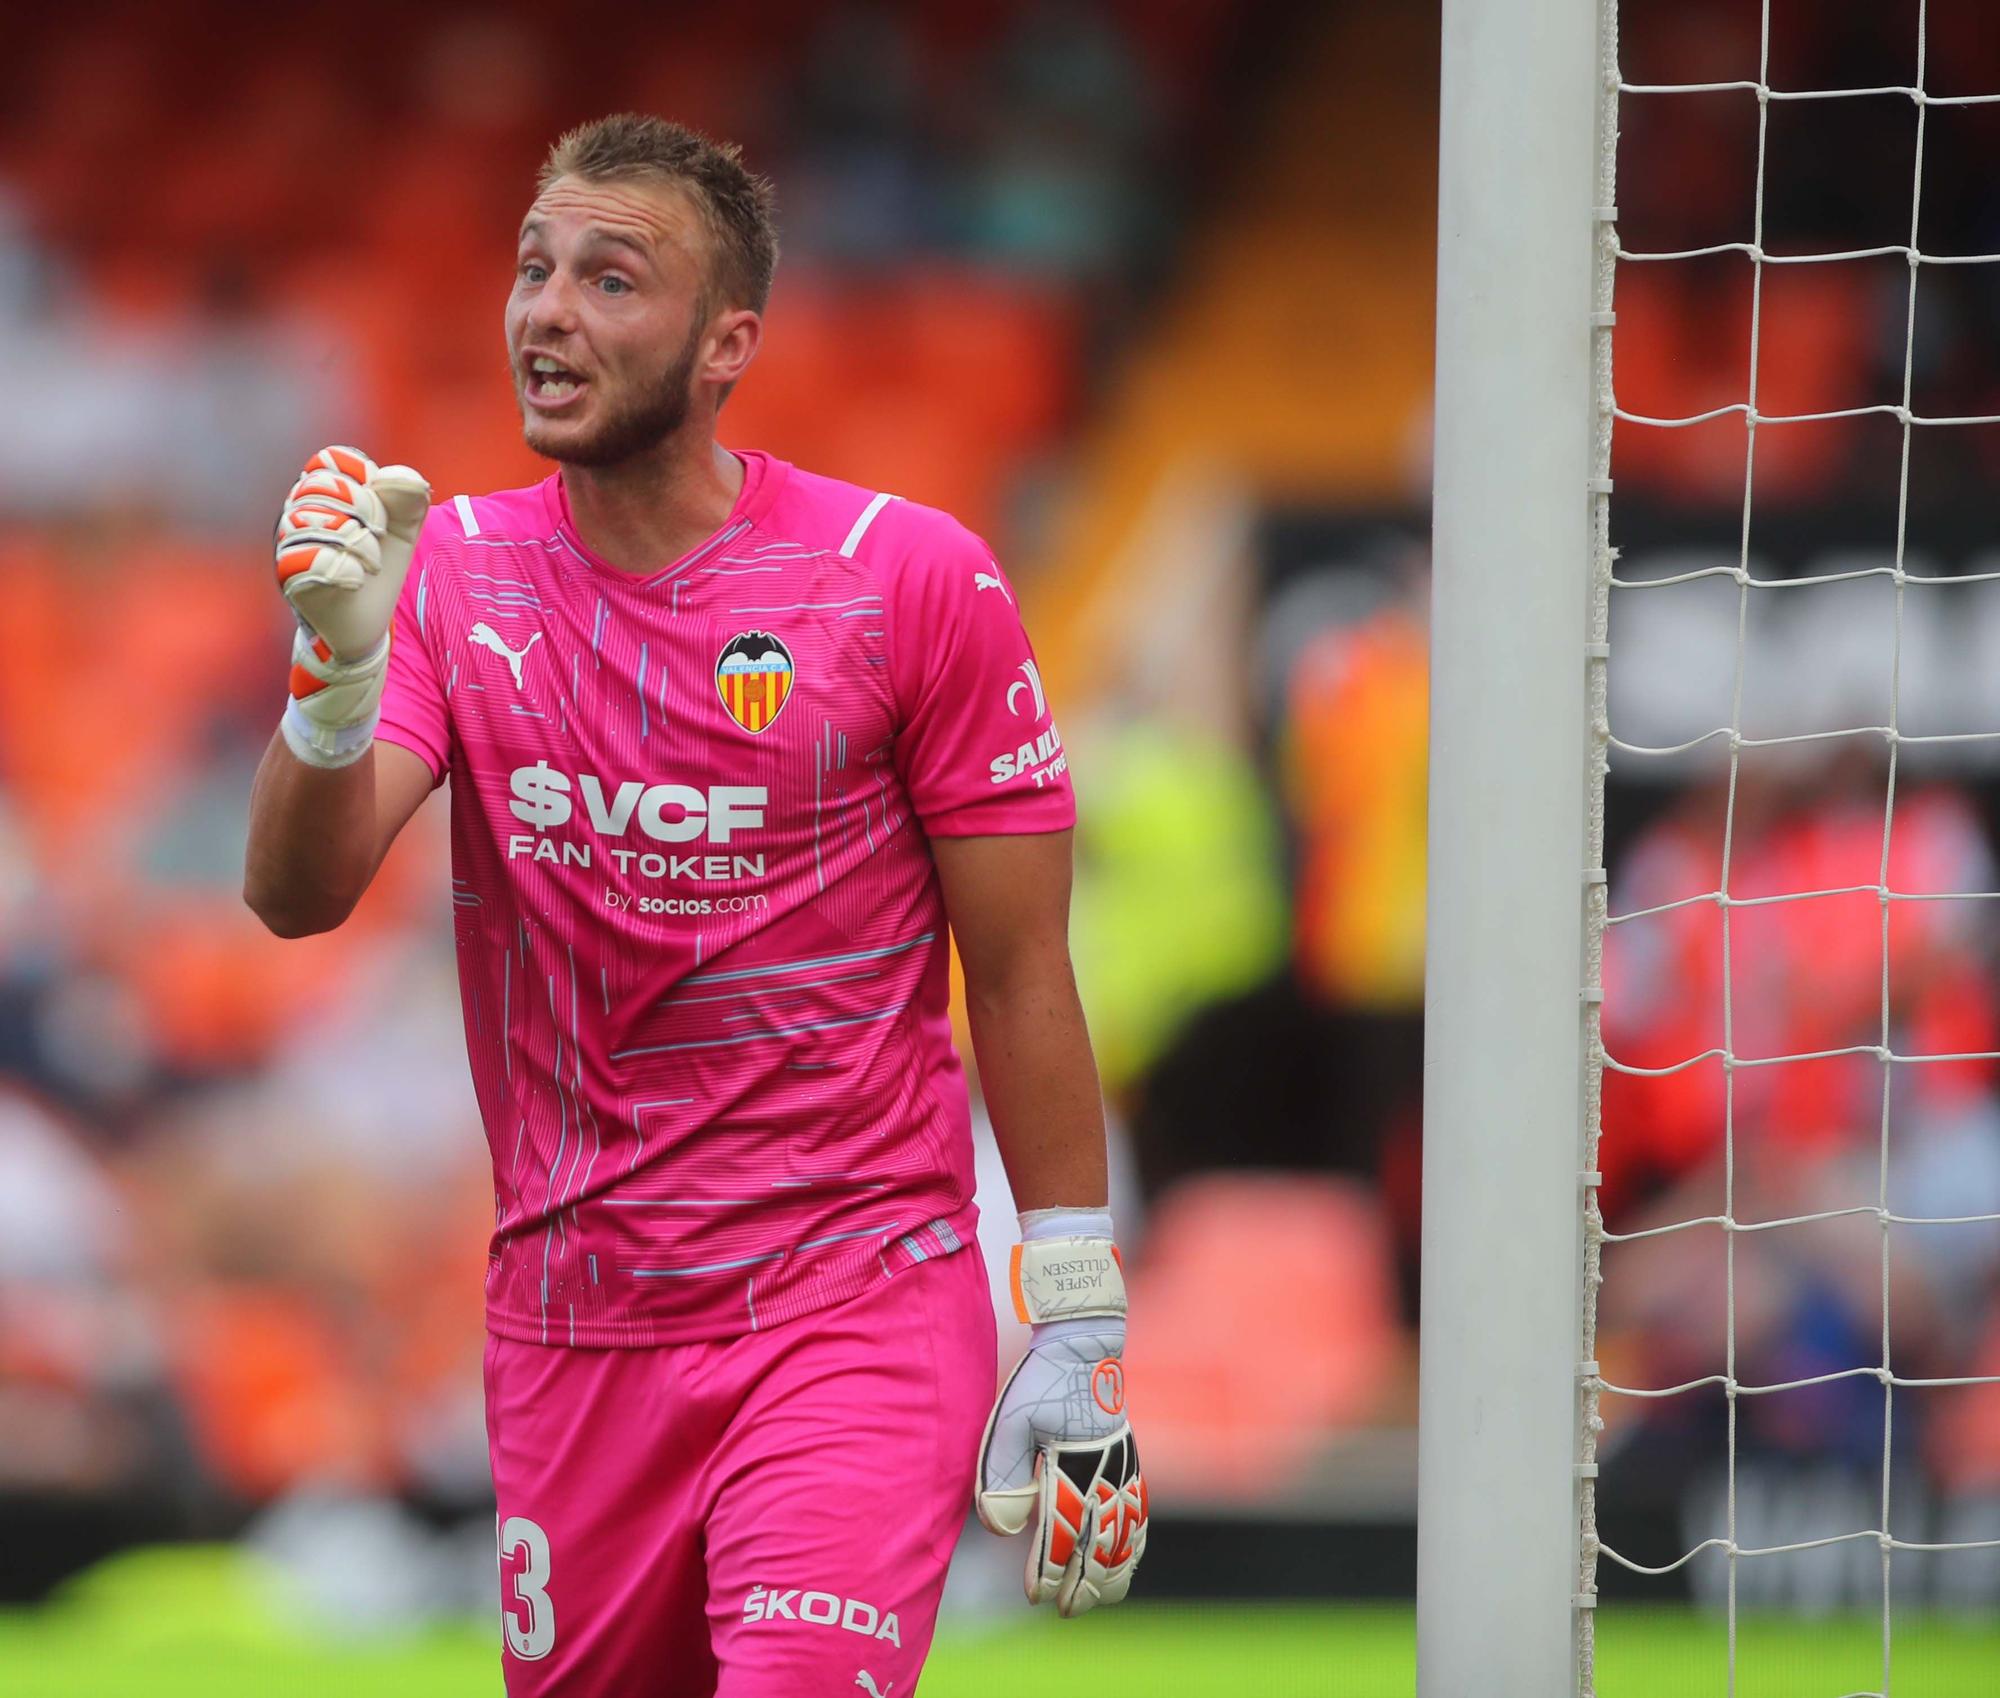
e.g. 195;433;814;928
244;114;1146;1694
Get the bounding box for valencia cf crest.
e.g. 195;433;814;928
715;631;795;734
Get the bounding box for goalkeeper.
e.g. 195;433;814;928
244;114;1144;1696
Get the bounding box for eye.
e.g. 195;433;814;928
599;274;631;295
519;260;548;284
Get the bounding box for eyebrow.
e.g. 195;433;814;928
518;219;655;265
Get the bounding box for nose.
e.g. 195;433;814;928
522;266;582;340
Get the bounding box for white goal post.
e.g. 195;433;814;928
1424;0;2000;1685
1420;0;1610;1692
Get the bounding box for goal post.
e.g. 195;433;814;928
1419;0;1609;1692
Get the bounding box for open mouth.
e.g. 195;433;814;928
525;354;587;407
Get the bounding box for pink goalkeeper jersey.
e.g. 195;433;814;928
374;451;1073;1347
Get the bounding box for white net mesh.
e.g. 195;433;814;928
1581;2;2000;1692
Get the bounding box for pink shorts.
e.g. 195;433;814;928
484;1243;997;1696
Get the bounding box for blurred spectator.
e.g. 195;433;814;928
1279;585;1427;1012
1068;718;1287;1095
1598;758;2000;1488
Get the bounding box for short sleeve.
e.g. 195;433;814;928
886;521;1075;837
374;514;451;787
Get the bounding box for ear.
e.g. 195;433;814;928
703;308;762;393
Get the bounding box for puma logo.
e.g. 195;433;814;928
973;571;1011;602
854;1674;894;1697
469;622;543;689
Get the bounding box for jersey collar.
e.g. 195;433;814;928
544;448;791;588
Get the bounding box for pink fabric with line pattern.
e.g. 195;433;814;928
486;1235;995;1695
375;450;1072;1346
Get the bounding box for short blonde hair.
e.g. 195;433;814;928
538;113;779;313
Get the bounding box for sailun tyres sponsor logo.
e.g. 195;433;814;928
990;659;1066;787
716;630;795;734
1005;658;1046;720
504;760;768;882
741;1584;901;1646
990;723;1064;786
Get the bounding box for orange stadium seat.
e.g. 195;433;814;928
1612;261;1873;505
168;1285;394;1500
1121;1172;1403;1498
0;543;266;847
899;271;1079;449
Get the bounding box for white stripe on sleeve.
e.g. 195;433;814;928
838;491;898;557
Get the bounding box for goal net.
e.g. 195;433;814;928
1424;1;2000;1694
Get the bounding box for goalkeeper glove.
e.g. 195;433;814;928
976;1208;1148;1617
273;445;431;769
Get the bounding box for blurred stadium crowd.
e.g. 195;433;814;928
1616;3;2000;510
7;0;2000;1623
1599;0;2000;1602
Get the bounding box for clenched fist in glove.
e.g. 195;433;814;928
273;445;431;768
976;1208;1148;1617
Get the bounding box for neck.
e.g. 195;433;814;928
559;431;745;572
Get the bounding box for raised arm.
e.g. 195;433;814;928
244;735;435;936
243;444;437;937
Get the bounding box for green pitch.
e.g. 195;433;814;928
4;1545;1999;1696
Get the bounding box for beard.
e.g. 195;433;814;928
523;319;704;469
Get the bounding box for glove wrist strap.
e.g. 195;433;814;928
281;697;379;769
1009;1234;1125;1326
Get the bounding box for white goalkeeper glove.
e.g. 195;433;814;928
273;445;431;769
976;1208;1148;1617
